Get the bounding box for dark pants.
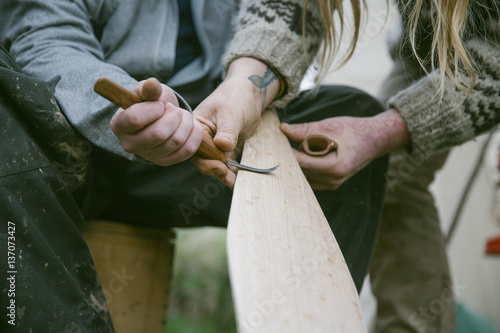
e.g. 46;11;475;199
0;48;112;333
1;45;387;332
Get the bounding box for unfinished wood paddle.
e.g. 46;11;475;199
227;110;366;332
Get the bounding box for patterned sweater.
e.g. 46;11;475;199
225;0;500;157
387;0;500;156
223;0;322;108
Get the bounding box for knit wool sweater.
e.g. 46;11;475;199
226;1;500;158
388;0;500;157
223;0;322;108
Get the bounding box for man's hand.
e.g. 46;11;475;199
192;58;281;188
280;109;410;190
110;78;204;166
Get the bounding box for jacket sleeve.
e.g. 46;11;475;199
221;0;323;108
0;0;141;160
387;5;500;157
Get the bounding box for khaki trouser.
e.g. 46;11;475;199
370;54;456;333
370;149;455;333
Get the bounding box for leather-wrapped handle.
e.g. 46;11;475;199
94;77;227;163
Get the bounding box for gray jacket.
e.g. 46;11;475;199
0;0;238;159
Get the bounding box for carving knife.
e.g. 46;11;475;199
94;77;279;174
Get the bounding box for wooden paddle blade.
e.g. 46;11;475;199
227;110;366;333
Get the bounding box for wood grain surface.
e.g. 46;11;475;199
227;110;367;333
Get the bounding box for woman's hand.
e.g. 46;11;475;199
281;109;410;190
192;57;281;188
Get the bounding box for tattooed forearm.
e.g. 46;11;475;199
248;67;278;110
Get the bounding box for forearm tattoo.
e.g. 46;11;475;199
248;67;277;110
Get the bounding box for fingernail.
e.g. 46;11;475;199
218;136;233;146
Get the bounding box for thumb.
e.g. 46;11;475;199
213;117;241;152
138;78;163;101
280;122;312;143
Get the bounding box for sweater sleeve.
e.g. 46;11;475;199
389;38;500;157
387;2;500;157
0;0;142;160
222;0;323;108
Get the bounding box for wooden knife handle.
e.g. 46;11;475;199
94;77;227;163
94;77;142;109
197;133;227;163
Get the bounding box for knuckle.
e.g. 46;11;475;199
150;128;170;143
173;109;185;122
126;111;143;128
184;140;199;156
163;108;183;126
196;162;211;175
110;119;118;133
169;133;185;147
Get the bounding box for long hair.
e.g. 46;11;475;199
304;0;366;85
408;0;475;94
312;0;481;95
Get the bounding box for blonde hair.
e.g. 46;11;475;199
408;0;476;94
303;0;366;84
311;0;478;94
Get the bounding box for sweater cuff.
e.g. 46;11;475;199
388;73;475;158
222;27;309;109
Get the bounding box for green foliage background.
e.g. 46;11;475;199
166;228;237;333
